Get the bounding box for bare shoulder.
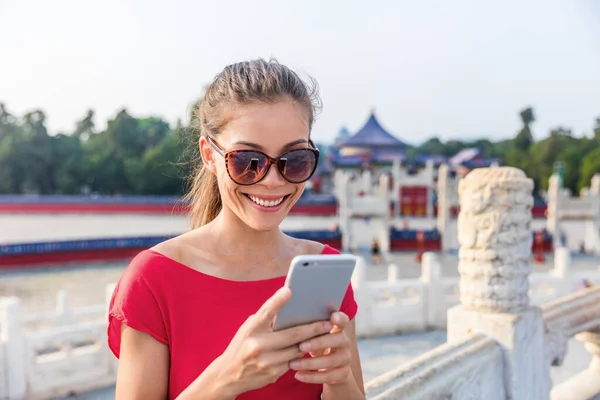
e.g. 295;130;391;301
150;228;212;267
286;237;326;256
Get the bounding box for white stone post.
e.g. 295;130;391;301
420;252;443;328
0;297;27;400
387;264;400;282
55;290;71;326
338;172;352;252
547;174;562;250
392;159;401;220
351;257;372;337
550;247;572;297
378;174;391;262
425;159;435;219
436;164;451;251
447;167;551;399
361;169;372;194
551;247;570;278
105;283;119;378
587;174;600;255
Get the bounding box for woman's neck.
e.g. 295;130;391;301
205;208;288;258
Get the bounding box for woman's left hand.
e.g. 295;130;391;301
288;311;353;385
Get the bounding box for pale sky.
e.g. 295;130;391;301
1;0;599;145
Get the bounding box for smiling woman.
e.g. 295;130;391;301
107;59;366;400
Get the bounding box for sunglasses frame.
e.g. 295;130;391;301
207;136;320;186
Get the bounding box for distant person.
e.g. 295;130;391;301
371;238;381;264
107;60;364;400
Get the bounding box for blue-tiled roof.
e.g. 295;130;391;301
337;113;408;149
414;154;447;166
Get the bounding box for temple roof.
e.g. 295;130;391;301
337;112;408;149
449;148;500;168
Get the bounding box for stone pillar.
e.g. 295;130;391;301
351;257;372;337
589;174;600;255
361;169;372;194
392;159;401;220
447;167;551;399
547;174;562;250
338;172;352;252
420;252;444;328
436;164;451;250
378;175;391;261
0;297;27;399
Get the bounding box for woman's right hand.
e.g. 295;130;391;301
211;286;334;397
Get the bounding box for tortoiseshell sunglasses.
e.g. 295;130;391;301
207;136;320;186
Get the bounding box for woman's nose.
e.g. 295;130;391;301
260;163;286;188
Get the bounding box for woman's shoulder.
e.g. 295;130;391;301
121;233;198;282
286;236;340;256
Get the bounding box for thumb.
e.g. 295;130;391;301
252;286;291;331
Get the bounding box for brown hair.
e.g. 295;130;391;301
184;59;321;229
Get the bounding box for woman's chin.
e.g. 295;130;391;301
243;215;285;232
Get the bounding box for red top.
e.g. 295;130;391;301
108;245;358;400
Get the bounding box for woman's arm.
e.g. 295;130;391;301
116;324;170;400
115;324;237;400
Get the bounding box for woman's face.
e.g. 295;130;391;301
200;99;313;232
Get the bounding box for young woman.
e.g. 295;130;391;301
107;59;365;400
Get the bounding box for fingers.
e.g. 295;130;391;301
267;319;333;350
330;312;350;331
252;287;292;330
298;331;349;353
268;343;306;365
295;366;352;385
289;349;351;372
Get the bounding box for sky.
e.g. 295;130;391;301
1;0;600;145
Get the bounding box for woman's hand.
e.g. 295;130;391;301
208;287;334;398
288;311;354;385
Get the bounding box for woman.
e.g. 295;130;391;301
107;59;365;400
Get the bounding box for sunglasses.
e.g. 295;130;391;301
207;136;320;186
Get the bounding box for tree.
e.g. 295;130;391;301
578;148;600;190
73;110;95;140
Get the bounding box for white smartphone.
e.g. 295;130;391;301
272;254;356;331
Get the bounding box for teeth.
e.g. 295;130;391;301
248;195;285;207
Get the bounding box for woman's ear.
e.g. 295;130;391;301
199;136;217;175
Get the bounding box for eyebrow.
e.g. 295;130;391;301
232;139;308;150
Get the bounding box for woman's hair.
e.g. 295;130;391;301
184;59;321;228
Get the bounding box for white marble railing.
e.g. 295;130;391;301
353;248;600;338
364;285;600;400
0;287;117;400
365;333;505;399
362;167;600;400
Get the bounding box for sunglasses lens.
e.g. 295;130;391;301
228;151;268;184
279;149;317;183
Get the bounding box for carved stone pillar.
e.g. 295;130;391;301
447;166;551;400
456;167;533;312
